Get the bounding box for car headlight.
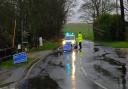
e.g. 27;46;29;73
63;40;66;45
72;41;75;44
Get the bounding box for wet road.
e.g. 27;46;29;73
41;41;103;89
16;41;103;89
0;41;127;89
56;51;103;89
15;41;127;89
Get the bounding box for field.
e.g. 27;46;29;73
63;23;128;48
63;23;94;41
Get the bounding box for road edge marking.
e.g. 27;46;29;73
79;57;108;89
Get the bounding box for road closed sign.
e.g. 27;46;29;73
13;52;27;64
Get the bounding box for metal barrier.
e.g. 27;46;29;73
0;48;13;61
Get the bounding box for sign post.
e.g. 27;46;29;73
39;37;43;47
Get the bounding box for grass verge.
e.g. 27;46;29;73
30;41;60;52
99;41;128;48
0;41;59;68
0;57;32;69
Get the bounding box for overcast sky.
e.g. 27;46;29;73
68;0;84;23
69;0;128;23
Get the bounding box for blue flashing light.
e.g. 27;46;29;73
66;32;69;36
65;32;75;36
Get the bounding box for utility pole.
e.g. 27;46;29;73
19;0;24;51
12;20;16;48
11;0;17;48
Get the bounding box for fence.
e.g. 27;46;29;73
0;48;13;61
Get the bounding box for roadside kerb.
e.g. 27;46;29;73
0;50;53;88
23;52;53;79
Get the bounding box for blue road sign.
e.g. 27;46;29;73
13;52;27;64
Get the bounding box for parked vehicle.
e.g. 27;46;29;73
62;32;76;51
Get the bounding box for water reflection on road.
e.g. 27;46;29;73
2;41;128;89
71;51;76;89
63;50;103;89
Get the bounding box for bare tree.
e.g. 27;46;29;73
64;0;77;22
79;0;116;22
124;0;128;21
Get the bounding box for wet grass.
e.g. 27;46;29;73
0;41;60;68
98;41;128;48
30;41;60;52
0;57;32;69
63;23;94;41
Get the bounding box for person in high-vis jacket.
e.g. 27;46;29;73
77;32;83;50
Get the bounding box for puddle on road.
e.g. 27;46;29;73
94;47;99;52
95;57;121;66
93;64;119;81
94;64;112;77
48;61;64;68
93;64;128;89
17;75;60;89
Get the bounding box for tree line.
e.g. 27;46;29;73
80;0;128;41
0;0;75;49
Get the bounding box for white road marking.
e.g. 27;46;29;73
78;43;108;89
80;64;108;89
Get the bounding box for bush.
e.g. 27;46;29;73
126;22;128;41
0;31;12;48
94;13;124;41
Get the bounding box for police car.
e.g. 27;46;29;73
62;32;76;51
